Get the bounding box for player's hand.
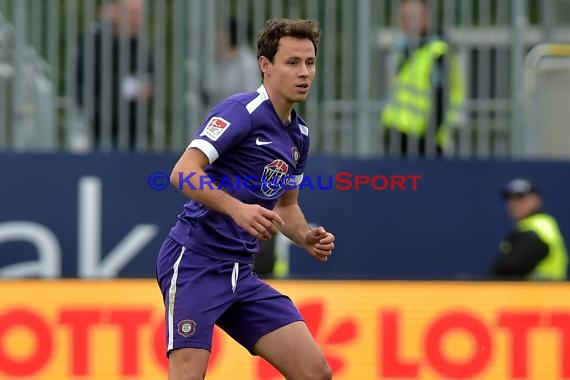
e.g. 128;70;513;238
231;203;284;240
304;226;335;262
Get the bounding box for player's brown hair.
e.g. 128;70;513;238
256;18;320;65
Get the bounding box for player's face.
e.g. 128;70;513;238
261;36;316;105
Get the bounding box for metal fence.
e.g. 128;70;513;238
523;43;570;159
0;0;569;158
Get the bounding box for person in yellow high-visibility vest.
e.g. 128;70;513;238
381;0;465;157
491;178;568;281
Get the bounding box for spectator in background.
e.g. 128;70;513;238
380;0;465;157
491;178;568;281
203;17;260;108
76;0;154;150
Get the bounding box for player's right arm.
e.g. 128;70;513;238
170;147;283;240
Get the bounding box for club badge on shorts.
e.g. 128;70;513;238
178;320;197;337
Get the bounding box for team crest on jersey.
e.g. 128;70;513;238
291;147;300;168
178;319;197;337
261;159;289;197
200;116;230;141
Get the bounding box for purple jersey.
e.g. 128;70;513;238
169;85;310;263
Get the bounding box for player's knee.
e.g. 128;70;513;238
321;362;333;380
168;348;208;380
168;367;206;380
317;362;333;380
302;357;332;380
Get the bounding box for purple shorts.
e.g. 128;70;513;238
156;235;304;356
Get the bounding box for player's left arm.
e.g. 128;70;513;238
274;188;335;262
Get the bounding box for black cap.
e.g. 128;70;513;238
501;178;539;199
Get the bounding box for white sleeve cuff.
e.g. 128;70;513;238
187;139;220;164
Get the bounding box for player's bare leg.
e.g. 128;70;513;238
254;321;332;380
168;348;210;380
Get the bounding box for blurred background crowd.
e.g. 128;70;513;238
0;0;568;159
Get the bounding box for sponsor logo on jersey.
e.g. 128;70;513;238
200;116;230;141
256;137;273;146
261;159;290;197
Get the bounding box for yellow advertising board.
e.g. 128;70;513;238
0;280;569;379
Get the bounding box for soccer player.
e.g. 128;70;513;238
156;18;335;380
